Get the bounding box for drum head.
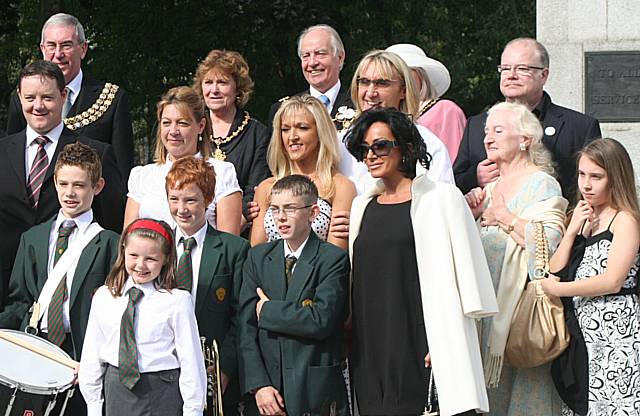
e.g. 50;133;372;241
0;329;74;394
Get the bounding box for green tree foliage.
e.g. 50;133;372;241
0;0;534;163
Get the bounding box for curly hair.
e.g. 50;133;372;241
344;107;430;179
54;141;102;186
193;49;254;108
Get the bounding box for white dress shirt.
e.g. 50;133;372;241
79;279;206;416
40;209;94;333
24;122;64;178
127;154;241;228
309;80;341;114
338;124;454;195
175;222;208;304
65;69;83;107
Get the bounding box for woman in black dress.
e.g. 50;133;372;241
193;49;271;229
344;108;497;416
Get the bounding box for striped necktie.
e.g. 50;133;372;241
285;254;297;284
46;219;77;347
27;136;50;209
119;286;144;389
176;237;197;292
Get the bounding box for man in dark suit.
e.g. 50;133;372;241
453;38;601;202
0;60;124;309
6;13;134;183
239;175;349;416
165;156;250;414
268;24;354;130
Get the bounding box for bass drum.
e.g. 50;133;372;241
0;329;75;416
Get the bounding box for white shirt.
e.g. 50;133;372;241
127;154;241;228
24;122;64;178
309;80;341;114
175;222;208;304
283;235;309;274
40;209;94;333
65;69;83;106
338;124;454;195
79;279;206;416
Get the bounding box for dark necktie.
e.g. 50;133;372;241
285;255;297;284
27;136;50;209
119;286;144;389
176;237;197;292
47;220;77;347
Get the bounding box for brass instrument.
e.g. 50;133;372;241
201;337;224;415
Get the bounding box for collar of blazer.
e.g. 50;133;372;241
195;224;224;313
264;231;321;301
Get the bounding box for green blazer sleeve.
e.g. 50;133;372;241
258;253;349;340
0;233;39;329
238;248;273;394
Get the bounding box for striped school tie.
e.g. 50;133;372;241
176;237;196;292
46;220;76;347
119;286;144;389
285;254;297;284
27;136;50;209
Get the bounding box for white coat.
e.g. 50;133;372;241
349;174;498;415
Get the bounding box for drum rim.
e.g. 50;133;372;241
0;329;75;393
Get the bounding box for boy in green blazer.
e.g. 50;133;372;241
165;156;250;414
239;175;350;415
0;142;119;415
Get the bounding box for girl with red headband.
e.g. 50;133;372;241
79;218;206;416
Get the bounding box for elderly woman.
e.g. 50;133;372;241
386;43;466;162
193;49;270;226
465;102;567;415
124;86;242;234
251;95;356;250
345;107;497;416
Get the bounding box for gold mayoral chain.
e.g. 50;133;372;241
210;111;250;161
416;98;439;119
64;83;119;130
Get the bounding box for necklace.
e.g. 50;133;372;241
210;111;250;160
416;98;439;119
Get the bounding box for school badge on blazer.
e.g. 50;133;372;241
215;288;226;303
302;299;313;307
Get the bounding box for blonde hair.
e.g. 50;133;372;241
350;50;420;116
269;95;340;200
413;67;437;101
487;101;555;177
577;138;640;226
154;86;210;163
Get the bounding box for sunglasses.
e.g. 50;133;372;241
358;138;399;160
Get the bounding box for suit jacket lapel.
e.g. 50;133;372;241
8;132;28;192
195;225;223;315
285;233;320;301
68;75;99;117
265;241;286;300
35;218;55;293
69;232;101;307
541;109;564;153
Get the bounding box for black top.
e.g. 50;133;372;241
351;198;428;415
214;109;270;218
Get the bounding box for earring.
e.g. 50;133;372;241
402;156;408;165
198;134;203;142
519;142;526;151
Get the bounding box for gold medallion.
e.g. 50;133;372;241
214;147;226;161
302;299;313;307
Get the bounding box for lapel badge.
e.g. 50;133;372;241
544;126;556;136
302;298;313;307
215;287;226;303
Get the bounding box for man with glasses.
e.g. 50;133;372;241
454;37;601;200
267;24;354;129
6;13;134;184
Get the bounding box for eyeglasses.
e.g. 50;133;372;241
268;205;312;217
358;139;399;159
42;41;79;53
356;77;401;89
497;64;546;76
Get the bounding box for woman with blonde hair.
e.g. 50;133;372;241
465;101;567;415
542;138;640;415
125;86;242;234
251;95;356;249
